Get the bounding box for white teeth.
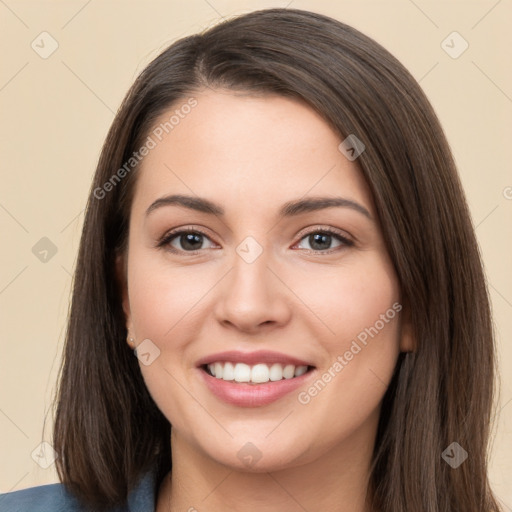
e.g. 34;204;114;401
283;364;295;379
205;362;311;384
223;361;235;380
214;362;223;379
251;364;269;383
269;363;283;381
234;362;251;382
294;365;308;377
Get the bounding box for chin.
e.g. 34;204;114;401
196;431;313;473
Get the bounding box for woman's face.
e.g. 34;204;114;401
120;89;411;472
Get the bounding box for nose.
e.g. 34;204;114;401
213;248;292;334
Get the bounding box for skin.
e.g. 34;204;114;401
118;89;413;512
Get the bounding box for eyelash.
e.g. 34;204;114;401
156;226;354;256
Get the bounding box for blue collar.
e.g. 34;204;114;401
0;467;158;512
125;467;158;512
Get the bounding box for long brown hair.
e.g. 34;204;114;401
53;8;502;511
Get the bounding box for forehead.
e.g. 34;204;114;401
131;89;374;218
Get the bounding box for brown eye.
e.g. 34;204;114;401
295;229;353;254
158;229;215;254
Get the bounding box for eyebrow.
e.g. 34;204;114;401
145;194;372;220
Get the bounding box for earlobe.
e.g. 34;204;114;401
399;322;416;353
399;307;416;353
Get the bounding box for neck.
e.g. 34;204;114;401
156;415;378;512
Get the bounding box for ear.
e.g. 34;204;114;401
115;252;134;348
398;304;416;353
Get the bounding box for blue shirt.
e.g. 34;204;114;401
0;469;156;512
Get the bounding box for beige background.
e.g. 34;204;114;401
0;0;511;507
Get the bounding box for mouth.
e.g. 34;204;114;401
195;350;317;407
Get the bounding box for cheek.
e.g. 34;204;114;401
293;253;400;347
293;254;401;415
126;249;209;340
125;250;207;426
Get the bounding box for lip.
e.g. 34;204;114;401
198;365;316;407
195;350;314;367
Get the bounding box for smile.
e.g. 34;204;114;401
198;364;316;407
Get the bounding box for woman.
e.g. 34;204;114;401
0;7;502;512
